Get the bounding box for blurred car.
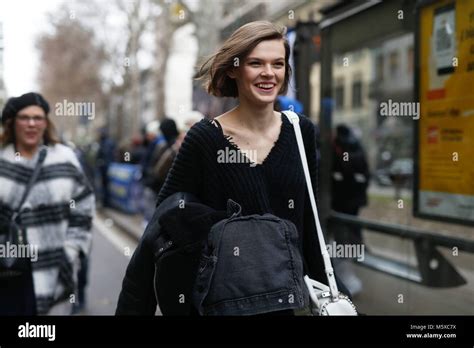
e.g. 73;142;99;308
389;158;413;175
374;158;413;187
389;158;413;188
374;168;392;186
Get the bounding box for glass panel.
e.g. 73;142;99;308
329;30;473;314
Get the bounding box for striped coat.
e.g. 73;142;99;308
0;143;94;314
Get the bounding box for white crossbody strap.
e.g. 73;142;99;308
283;111;340;300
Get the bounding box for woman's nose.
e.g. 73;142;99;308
261;64;274;76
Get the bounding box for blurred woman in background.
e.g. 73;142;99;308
0;92;94;315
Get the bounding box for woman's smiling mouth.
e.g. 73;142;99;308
254;83;276;93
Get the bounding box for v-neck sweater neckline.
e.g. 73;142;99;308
210;113;290;167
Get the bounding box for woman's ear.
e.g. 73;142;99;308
227;67;237;79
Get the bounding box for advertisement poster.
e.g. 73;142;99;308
417;0;474;224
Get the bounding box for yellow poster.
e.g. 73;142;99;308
418;0;474;222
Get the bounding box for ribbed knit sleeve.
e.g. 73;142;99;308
156;122;205;206
300;116;319;204
300;116;326;282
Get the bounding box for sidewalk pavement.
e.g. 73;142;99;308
96;207;163;316
98;207;144;241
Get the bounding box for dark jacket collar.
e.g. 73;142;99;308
145;192;227;249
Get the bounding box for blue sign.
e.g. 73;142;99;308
107;163;143;214
277;96;304;113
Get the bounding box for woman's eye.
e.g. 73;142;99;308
248;61;284;67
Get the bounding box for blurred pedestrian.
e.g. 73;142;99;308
152;129;185;190
141;121;164;173
117;21;350;315
129;134;147;165
0;92;94;315
96;128;116;208
140;121;165;225
331;124;370;242
145;118;179;192
330;123;370;296
141;118;180;226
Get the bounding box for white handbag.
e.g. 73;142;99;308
284;111;358;316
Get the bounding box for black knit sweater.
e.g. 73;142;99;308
157;112;327;282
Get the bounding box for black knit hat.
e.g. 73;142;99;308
1;92;50;125
160;118;179;144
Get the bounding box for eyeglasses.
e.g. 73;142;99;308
16;115;47;123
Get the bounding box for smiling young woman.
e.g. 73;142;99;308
196;21;292;165
116;21;350;316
